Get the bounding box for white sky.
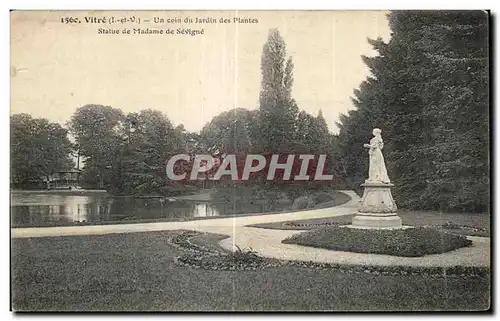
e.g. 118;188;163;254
11;11;391;134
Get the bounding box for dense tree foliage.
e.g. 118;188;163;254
69;106;190;195
337;11;489;212
68;104;125;188
114;109;187;195
200;108;258;154
11;114;74;187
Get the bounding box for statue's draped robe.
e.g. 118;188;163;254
368;136;390;183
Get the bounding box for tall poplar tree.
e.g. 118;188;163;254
258;29;299;152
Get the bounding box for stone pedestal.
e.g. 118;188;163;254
351;181;402;229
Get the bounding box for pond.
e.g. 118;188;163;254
10;191;291;227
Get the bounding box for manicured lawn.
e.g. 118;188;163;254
250;211;490;237
11;231;490;311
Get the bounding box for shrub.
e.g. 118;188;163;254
211;184;287;203
312;192;333;204
282;227;473;257
228;245;264;264
292;196;315;210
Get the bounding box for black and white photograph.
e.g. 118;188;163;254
9;10;490;312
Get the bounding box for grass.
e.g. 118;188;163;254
282;227;472;257
250;211;490;237
11;231;490;311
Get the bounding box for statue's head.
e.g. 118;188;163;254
373;128;382;136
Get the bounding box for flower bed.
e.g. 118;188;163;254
169;231;486;277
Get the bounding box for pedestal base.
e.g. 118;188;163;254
351;213;402;229
352;181;403;229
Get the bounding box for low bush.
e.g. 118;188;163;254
282;226;472;257
312;192;334;204
211;184;287;204
292;196;315;210
227;246;264;264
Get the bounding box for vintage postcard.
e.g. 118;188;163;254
10;10;490;312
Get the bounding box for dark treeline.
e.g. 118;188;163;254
337;11;489;212
11;114;74;187
10;11;489;212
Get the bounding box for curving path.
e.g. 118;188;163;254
11;190;490;267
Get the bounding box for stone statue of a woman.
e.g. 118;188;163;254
363;128;390;184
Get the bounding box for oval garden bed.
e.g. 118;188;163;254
170;231;487;277
281;226;472;257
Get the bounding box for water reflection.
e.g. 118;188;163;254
10;192;290;227
193;203;218;217
10;192;224;226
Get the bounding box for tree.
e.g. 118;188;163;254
68;104;124;188
200;108;257;154
408;11;489;212
293;110;331;153
258;29;299;152
337;10;489;212
11;113;74;187
116;109;187;195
